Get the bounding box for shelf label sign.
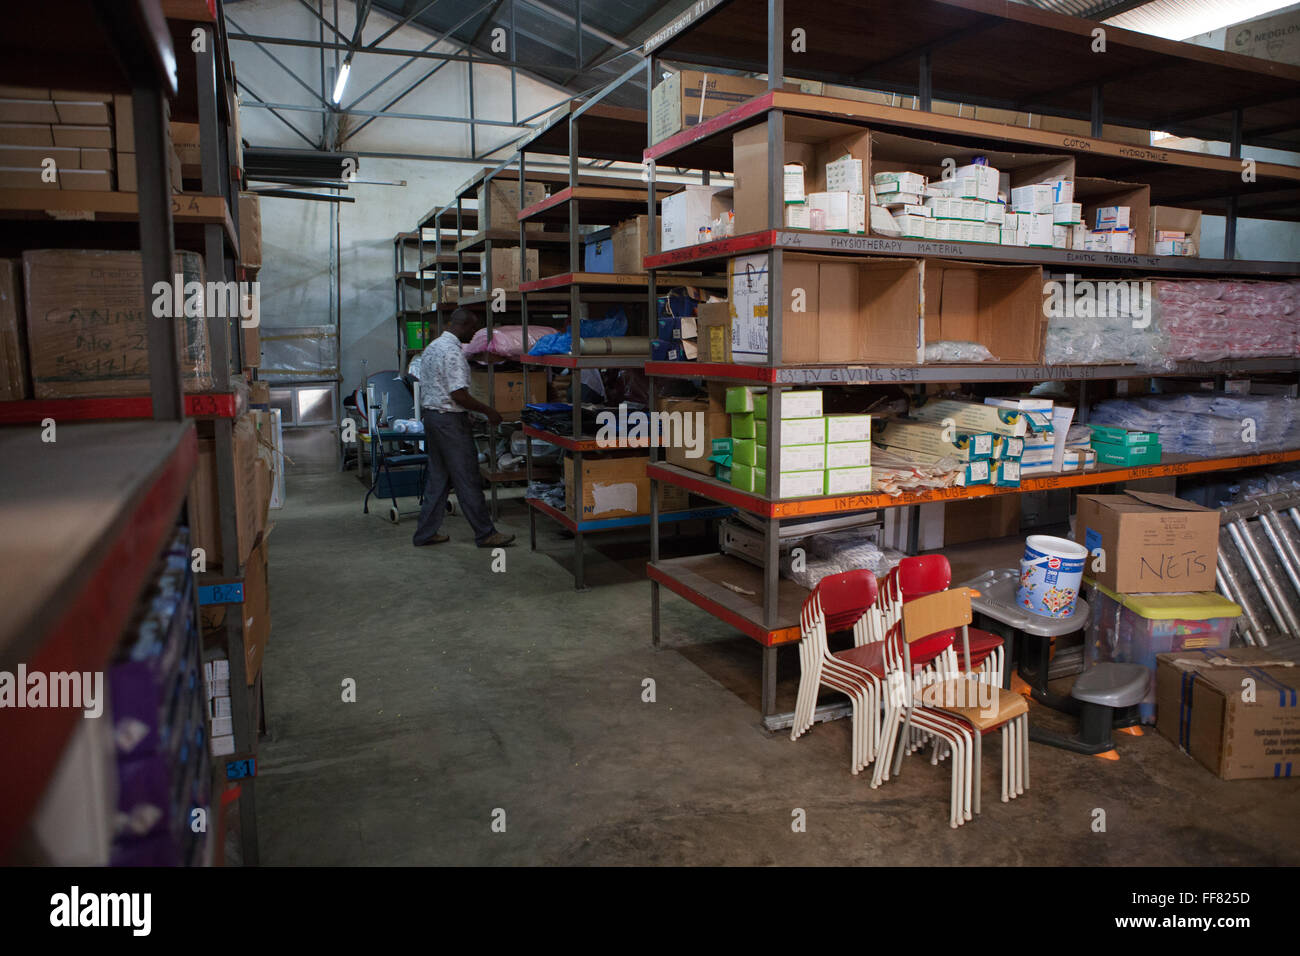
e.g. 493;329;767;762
198;582;244;606
226;758;256;781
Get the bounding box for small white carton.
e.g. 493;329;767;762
826;466;873;494
826;441;871;468
1011;184;1054;214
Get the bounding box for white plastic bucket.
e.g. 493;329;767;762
1017;534;1087;618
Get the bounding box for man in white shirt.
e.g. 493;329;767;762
412;308;515;548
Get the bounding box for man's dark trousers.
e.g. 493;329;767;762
412;409;496;545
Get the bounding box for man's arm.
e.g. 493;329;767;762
451;387;502;426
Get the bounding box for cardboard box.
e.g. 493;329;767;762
694;300;732;363
238;192;261;269
54;101;110;126
943;495;1020;546
923;259;1046;363
242;321;260;368
733;118;872;236
658;481;690;513
565;454;649;519
469;369;546;415
476;179;547;230
1076;177;1151;255
478;246;539;291
661;385;728;476
1150;206;1201;256
729;252;923;365
190;414;270;573
660;184;730;251
1224;8;1300;65
113;94;132;149
651;69;772;144
59;168;111;190
22;249;213;399
0;167;54;189
0;259;29;400
0;123;54;147
612;215;651;273
201;537;271;686
51;125;113;149
170;121;200;168
0;98;59;124
249;378;270;405
1075;492;1219;594
1156;647;1300;780
0;144;80;168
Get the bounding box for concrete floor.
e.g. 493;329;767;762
256;472;1300;865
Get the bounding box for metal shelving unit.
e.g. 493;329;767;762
512;81;737;589
641;0;1300;730
0;0;213;863
0;0;262;862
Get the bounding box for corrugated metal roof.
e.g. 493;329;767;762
364;0;1295;109
368;0;699;107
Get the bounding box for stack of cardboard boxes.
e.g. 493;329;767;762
0;86;117;190
0;249;215;400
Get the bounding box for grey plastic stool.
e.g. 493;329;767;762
1060;663;1150;756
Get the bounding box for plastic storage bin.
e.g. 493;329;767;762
1084;581;1241;722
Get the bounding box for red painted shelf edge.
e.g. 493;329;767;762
0;424;198;860
0;393;239;423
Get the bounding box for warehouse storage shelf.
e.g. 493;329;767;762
644;0;1300;153
0;189;242;259
454;229;574;253
641;229;1300;277
647;553;807;647
520;272;728;292
514;101;651;163
518;185;674;225
0;392;246;424
0;420;196;860
521;353;646;369
527;495;733;534
649;450;1300;520
454;290;569;307
12;0;259;862
641;0;1300;727
522;423;650;452
641;91;1300;221
644;357;1300;386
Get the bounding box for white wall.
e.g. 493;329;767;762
229;0;571;389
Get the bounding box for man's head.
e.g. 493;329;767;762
447;307;479;343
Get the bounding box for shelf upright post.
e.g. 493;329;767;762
134;89;182;422
647;51;661;644
198;21;259;865
569;117;586;590
520;148;535;546
918;51;932;112
763;0;786;716
1225;108;1243;261
1090;84;1104;139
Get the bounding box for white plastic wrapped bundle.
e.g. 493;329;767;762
924;340;996;362
782;529;907;591
1043;313;1170;368
1089;394;1300;456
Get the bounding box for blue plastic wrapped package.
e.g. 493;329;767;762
529;307;629;355
1089;393;1299;457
